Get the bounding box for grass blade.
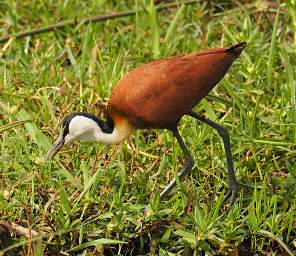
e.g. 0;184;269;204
280;46;296;141
149;0;160;58
164;4;185;43
17;109;51;150
285;0;296;54
257;230;294;256
58;162;83;190
0;119;31;133
69;238;126;251
267;8;280;91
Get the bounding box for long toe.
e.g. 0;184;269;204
228;189;238;206
224;182;240;211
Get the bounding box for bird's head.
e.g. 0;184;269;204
45;112;114;160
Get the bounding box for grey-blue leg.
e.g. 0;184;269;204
187;110;239;205
160;129;194;199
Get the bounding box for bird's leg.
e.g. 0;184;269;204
160;129;194;199
187;111;239;205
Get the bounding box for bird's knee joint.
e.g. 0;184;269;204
218;125;229;138
185;154;194;168
230;181;239;191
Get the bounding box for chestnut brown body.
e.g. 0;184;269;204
108;43;246;129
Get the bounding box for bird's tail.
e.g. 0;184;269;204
226;42;247;57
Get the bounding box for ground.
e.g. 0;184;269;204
0;0;295;255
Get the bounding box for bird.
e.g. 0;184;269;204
45;42;247;204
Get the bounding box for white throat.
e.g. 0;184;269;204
66;115;135;145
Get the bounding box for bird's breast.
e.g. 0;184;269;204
102;111;136;145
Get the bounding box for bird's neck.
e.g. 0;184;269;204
95;111;136;145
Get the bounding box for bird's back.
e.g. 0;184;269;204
108;43;246;129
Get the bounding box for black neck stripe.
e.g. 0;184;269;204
62;112;114;136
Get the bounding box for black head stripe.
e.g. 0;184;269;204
62;114;74;137
62;112;114;136
103;111;115;133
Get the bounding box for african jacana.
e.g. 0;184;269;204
46;42;247;204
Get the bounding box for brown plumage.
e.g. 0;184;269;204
108;42;246;130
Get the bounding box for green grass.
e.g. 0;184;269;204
0;0;295;255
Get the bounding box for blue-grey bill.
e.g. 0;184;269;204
44;134;65;160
